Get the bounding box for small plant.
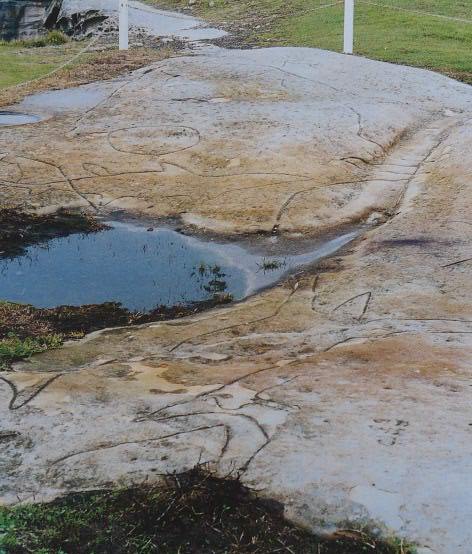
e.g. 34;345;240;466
0;509;17;552
44;30;69;46
0;333;63;369
25;31;69;48
24;37;47;48
214;292;233;303
257;258;286;272
203;278;227;293
0;31;69;49
192;262;228;294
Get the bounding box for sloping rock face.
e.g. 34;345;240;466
0;0;50;41
46;0;107;36
1;47;472;554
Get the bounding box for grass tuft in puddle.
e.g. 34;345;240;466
257;258;287;272
0;467;416;554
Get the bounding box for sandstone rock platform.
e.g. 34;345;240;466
1;29;472;554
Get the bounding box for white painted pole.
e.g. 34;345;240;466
119;0;129;50
343;0;354;54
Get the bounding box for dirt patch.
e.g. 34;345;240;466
0;467;413;553
0;297;232;343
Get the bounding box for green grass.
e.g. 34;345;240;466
275;2;472;78
0;44;57;88
0;468;416;554
145;0;472;82
0;30;69;48
0;46;74;89
0;333;63;369
0;32;78;90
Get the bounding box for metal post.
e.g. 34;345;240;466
343;0;354;54
119;0;129;50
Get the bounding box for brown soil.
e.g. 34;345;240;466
0;296;233;343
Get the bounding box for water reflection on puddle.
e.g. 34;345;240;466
0;221;357;311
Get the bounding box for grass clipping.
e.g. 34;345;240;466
0;467;415;553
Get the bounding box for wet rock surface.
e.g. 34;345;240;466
1;15;472;554
0;112;43;127
0;216;356;310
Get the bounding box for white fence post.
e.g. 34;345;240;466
119;0;129;50
343;0;354;54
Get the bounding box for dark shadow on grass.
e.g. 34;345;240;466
0;467;415;553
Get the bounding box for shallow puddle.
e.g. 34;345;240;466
0;111;41;126
17;84;115;116
0;220;356;311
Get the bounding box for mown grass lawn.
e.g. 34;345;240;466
0;33;82;89
0;42;176;108
145;0;472;83
0;44;59;88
